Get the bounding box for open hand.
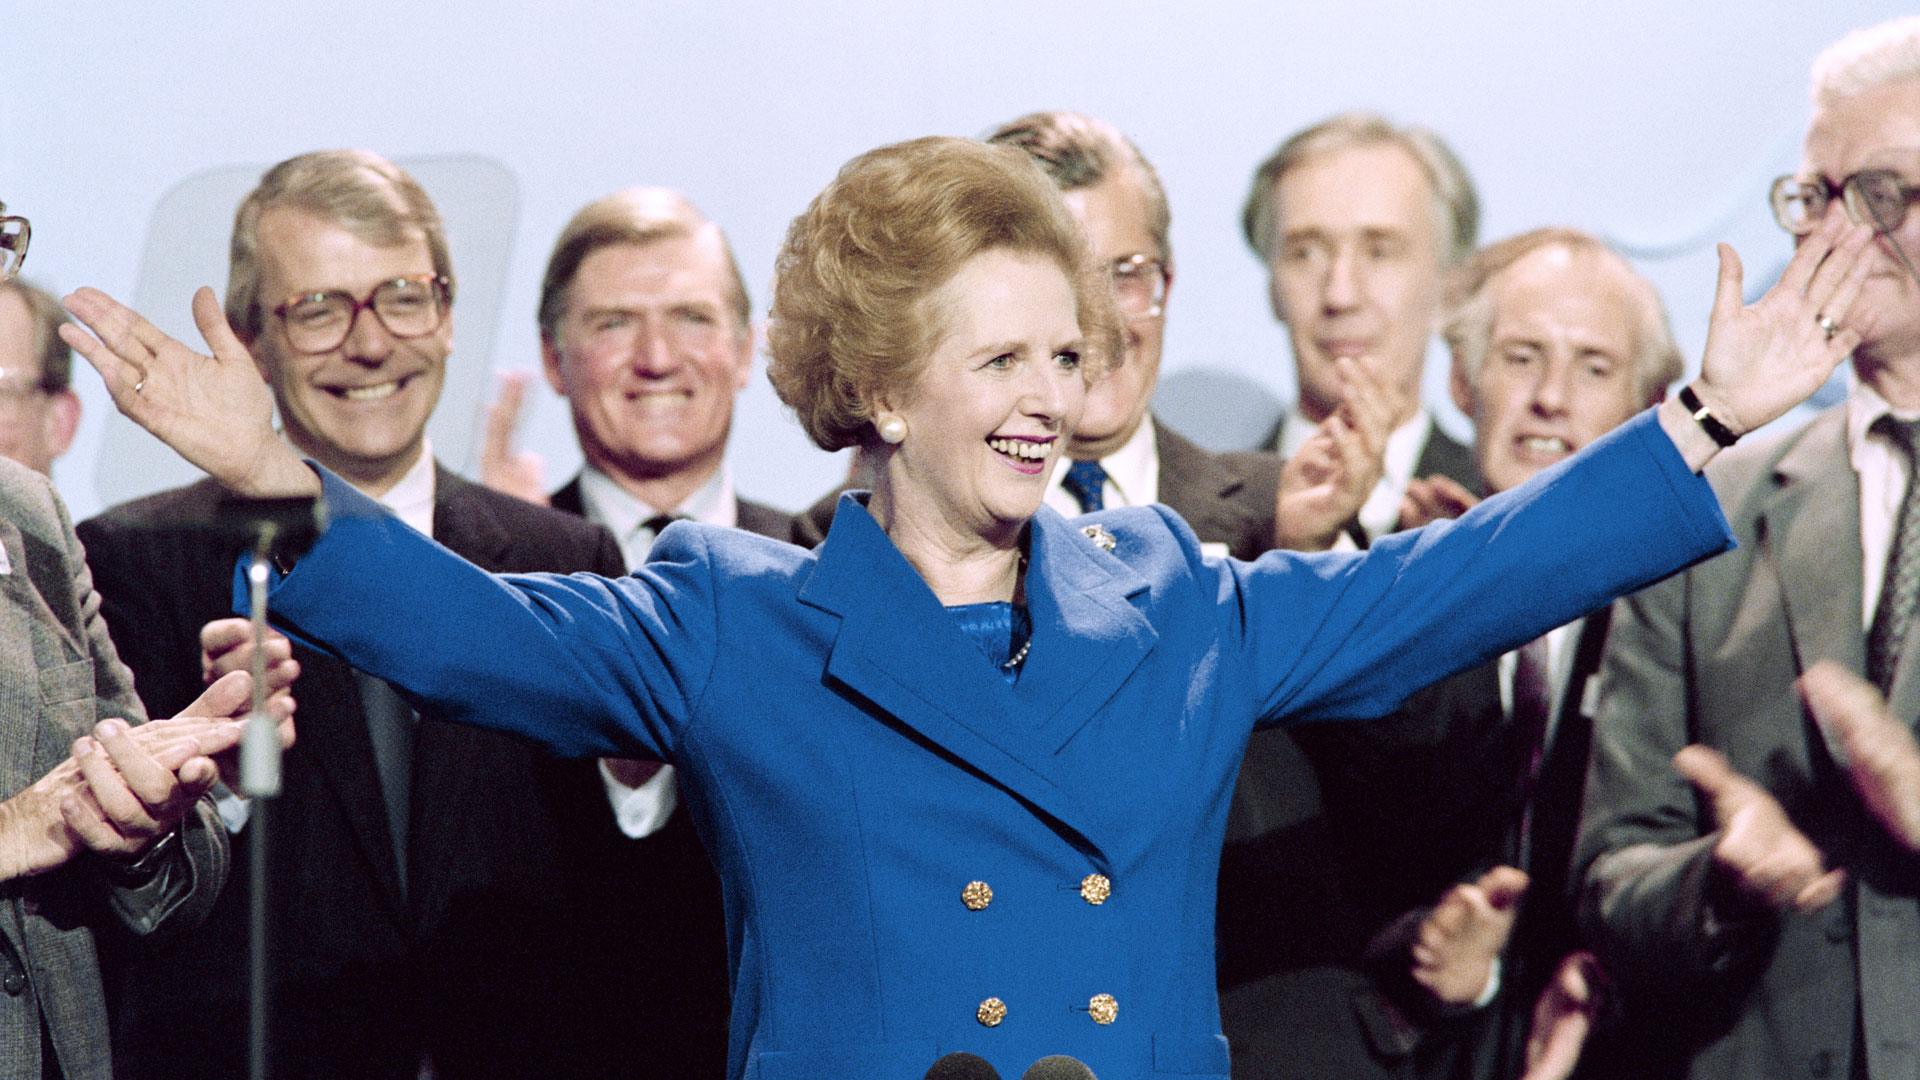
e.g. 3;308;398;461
1690;215;1873;436
1410;865;1528;1006
1275;355;1393;550
58;287;316;498
1675;744;1844;913
1801;661;1920;853
481;371;550;506
1398;474;1480;529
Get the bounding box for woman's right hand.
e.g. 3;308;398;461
59;286;318;498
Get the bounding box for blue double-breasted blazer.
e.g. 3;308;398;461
254;411;1731;1080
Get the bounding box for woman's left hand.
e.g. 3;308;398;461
1691;215;1873;435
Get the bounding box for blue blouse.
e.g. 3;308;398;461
947;601;1033;683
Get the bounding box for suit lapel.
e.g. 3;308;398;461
1759;411;1866;760
799;498;1153;858
1153;423;1246;547
295;649;409;914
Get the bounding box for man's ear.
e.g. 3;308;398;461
732;323;756;393
1448;350;1477;420
43;389;79;461
539;331;569;397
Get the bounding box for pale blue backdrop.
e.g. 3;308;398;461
3;1;1905;519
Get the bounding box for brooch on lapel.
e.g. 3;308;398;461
1081;523;1116;552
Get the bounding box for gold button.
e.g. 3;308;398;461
1088;993;1118;1025
1080;873;1112;905
977;997;1007;1027
962;881;993;911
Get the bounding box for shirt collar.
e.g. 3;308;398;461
372;439;437;539
1046;415;1159;510
1847;376;1920;459
579;463;736;533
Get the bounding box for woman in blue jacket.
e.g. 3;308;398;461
63;137;1870;1080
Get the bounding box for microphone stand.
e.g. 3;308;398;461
242;530;285;1080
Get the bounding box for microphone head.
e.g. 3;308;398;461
1021;1056;1098;1080
924;1051;1001;1080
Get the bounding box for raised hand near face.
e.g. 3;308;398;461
58;287;318;499
1397;474;1481;530
481;370;551;506
1275;355;1394;551
1684;216;1874;442
1674;744;1846;914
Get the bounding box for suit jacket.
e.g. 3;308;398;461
1221;617;1611;1080
1576;404;1920;1080
80;467;627;1080
793;416;1279;555
261;410;1730;1080
0;459;225;1080
547;470;798;1079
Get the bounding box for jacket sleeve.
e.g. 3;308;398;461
1573;569;1775;996
52;485;229;936
249;466;721;762
1224;408;1734;727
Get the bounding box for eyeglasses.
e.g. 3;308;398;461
0;203;30;283
1770;169;1920;236
1110;253;1168;318
271;273;452;355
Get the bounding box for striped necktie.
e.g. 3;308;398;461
1869;416;1920;692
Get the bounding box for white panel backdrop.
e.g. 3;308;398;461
3;1;1905;519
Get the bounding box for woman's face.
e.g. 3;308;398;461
880;248;1087;544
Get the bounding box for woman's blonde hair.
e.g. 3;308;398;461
767;136;1118;451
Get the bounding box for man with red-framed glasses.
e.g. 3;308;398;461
73;152;632;1080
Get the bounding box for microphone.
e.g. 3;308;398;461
924;1052;1001;1079
1022;1056;1098;1080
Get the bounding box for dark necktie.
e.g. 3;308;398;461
1062;459;1109;514
353;670;417;894
1869;416;1920;692
1509;634;1554;870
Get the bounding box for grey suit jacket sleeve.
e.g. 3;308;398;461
1575;571;1772;996
45;471;226;936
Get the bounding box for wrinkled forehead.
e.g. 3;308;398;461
1805;77;1920;175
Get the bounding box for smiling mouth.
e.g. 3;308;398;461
987;435;1053;474
1518;435;1572;456
327;375;413;402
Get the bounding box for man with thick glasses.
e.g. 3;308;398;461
1577;16;1920;1080
0;200;248;1080
75;150;629;1080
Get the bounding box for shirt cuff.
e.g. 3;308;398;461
599;760;679;839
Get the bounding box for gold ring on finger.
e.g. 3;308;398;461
1818;313;1840;341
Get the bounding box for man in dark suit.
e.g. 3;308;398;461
479;186;797;1075
1241;112;1483;541
1577;20;1920;1079
1220;228;1683;1080
796;111;1284;558
79;150;628;1079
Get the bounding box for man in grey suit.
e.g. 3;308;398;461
0;204;243;1080
1576;17;1920;1079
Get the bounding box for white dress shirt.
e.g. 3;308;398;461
1848;379;1920;630
1277;406;1437;542
578;463;737;840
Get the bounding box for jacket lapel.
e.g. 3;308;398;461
1154;423;1246;547
1759;410;1865;760
798;497;1153;858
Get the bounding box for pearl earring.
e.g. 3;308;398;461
876;413;908;444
